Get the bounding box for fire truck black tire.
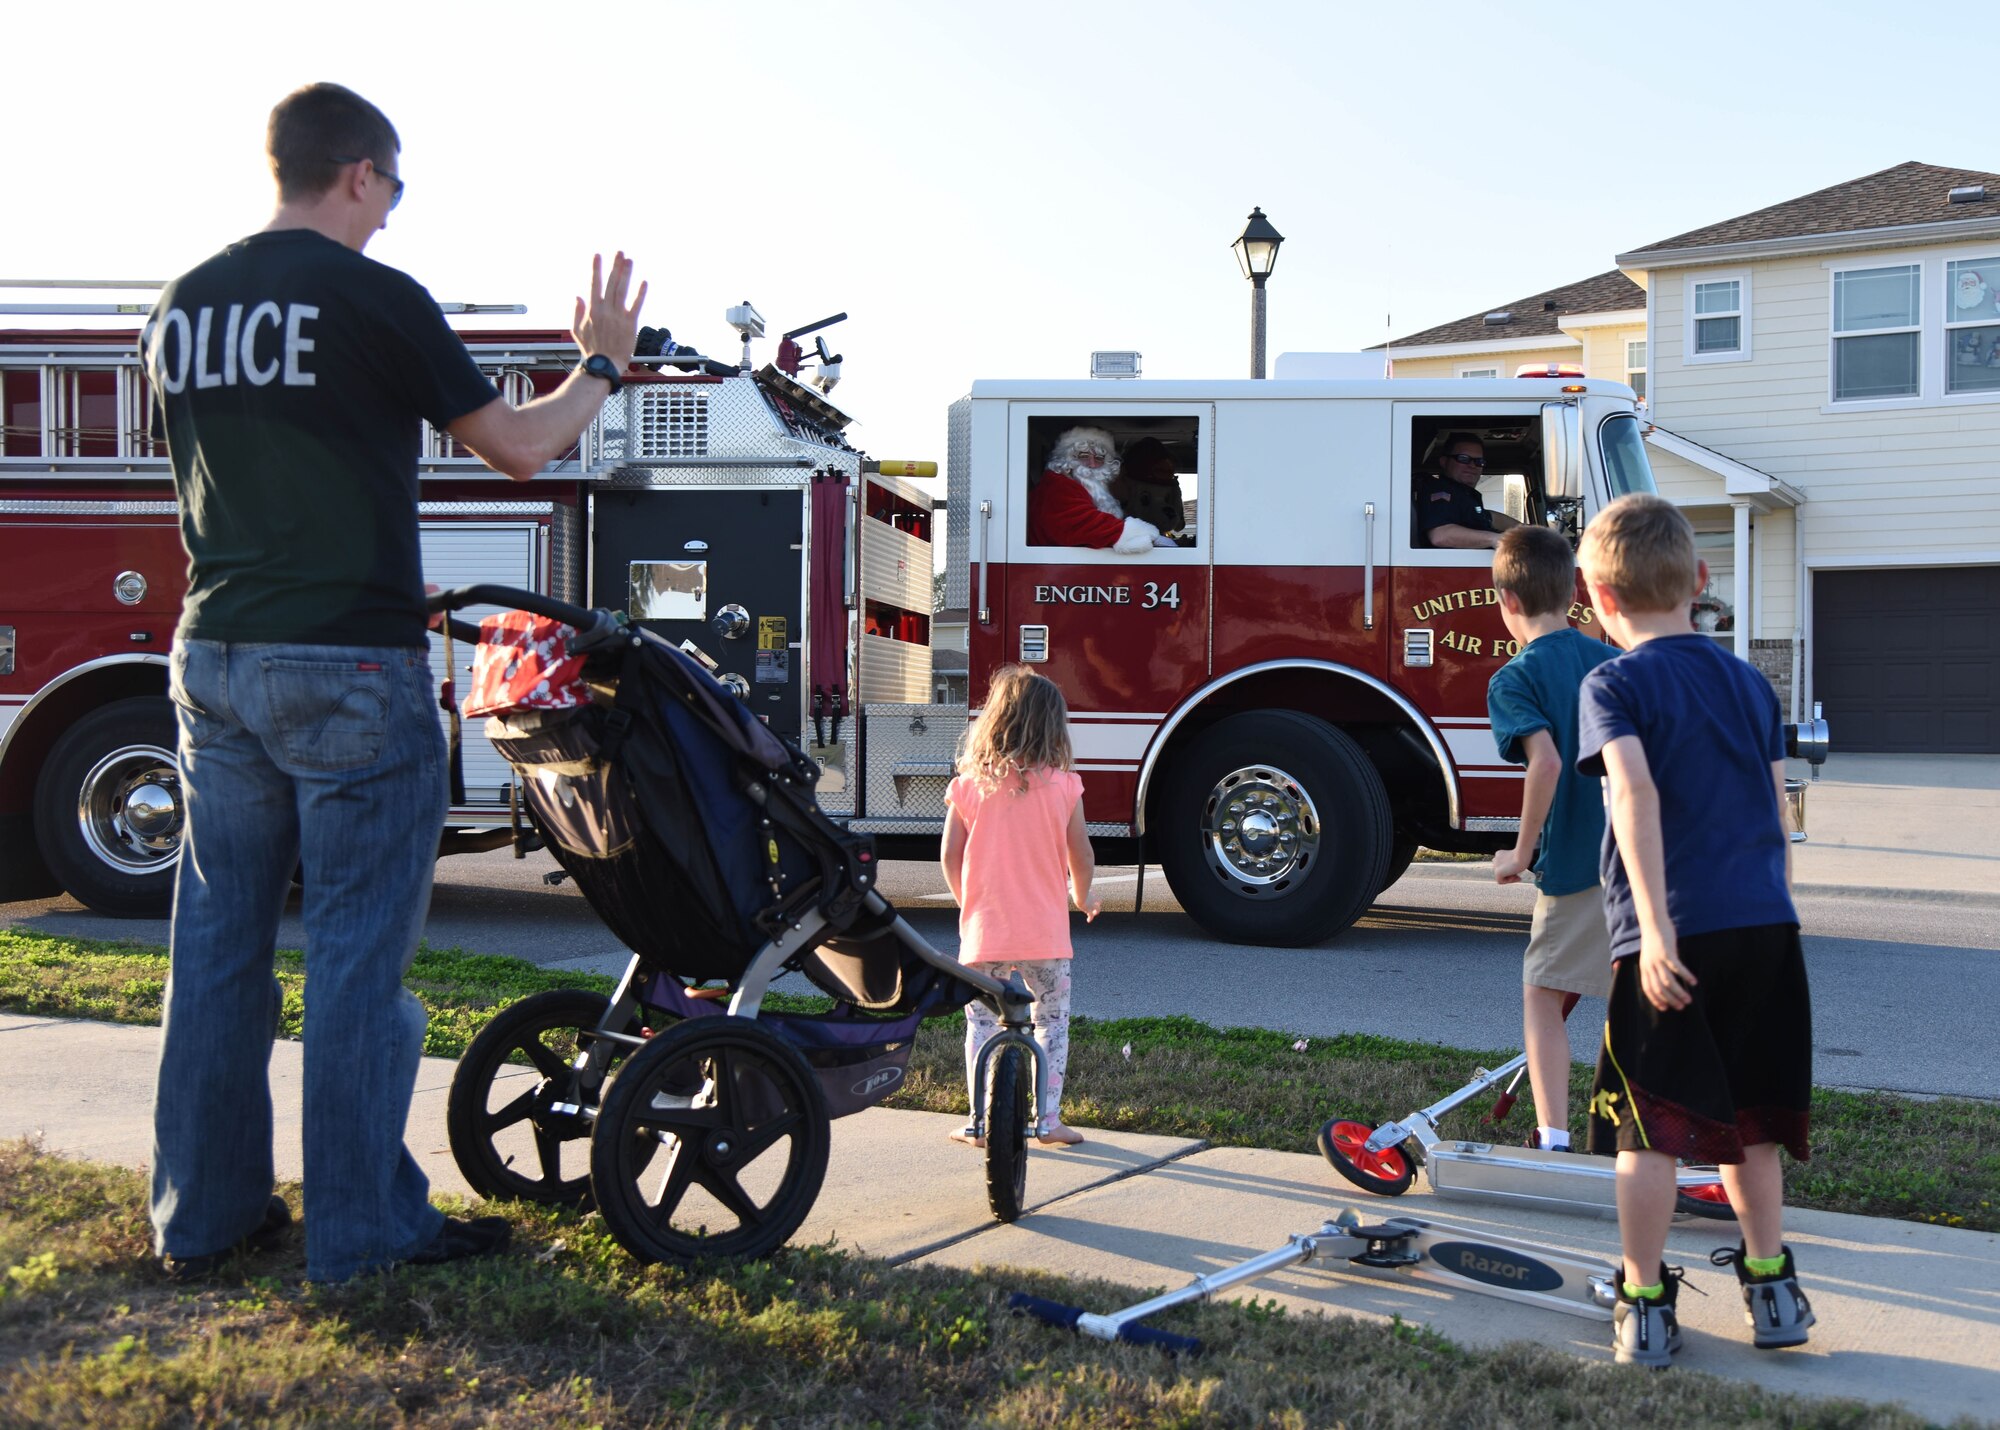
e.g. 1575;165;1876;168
1377;838;1420;898
32;696;183;918
1158;710;1390;947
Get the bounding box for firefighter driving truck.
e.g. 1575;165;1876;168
0;291;1803;944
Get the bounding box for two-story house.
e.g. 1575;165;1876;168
1378;270;1649;393
1382;163;2000;754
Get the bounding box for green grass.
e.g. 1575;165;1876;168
0;1142;1971;1429
4;929;1997;1233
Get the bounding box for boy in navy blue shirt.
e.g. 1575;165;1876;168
1576;494;1814;1369
1487;526;1616;1153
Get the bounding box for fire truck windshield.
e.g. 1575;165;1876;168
1599;412;1658;499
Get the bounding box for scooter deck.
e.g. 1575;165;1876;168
1328;1210;1616;1319
1425;1141;1726;1218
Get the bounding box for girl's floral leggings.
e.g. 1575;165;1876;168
964;958;1071;1124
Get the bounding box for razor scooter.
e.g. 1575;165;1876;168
1316;1016;1735;1220
1011;1206;1619;1354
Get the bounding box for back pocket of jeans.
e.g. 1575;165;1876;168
261;658;392;772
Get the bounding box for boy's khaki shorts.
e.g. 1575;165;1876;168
1523;885;1613;997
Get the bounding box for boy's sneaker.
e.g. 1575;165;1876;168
1612;1264;1687;1369
1711;1244;1815;1349
159;1195;292;1283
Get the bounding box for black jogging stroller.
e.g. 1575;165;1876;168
429;586;1049;1265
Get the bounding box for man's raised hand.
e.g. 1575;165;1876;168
572;252;648;370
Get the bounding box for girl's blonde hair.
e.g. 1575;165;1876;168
956;666;1072;793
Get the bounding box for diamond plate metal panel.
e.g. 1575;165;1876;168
806;722;859;819
551;500;581;604
944;396;971;611
862;703;965;822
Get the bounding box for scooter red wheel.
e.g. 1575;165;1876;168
1674;1179;1737;1220
1318;1118;1416;1197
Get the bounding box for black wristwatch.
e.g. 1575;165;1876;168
579;354;623;394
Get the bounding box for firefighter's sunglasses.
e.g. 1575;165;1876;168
1446;453;1486;467
330;156;404;210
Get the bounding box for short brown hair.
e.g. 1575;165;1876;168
1492;525;1575;617
1578;493;1699;614
267;83;400;202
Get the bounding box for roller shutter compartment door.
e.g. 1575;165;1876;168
1813;566;1999;753
420;522;543;805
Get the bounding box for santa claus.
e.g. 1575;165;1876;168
1027;426;1177;553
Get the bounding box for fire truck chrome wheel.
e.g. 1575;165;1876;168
1157;709;1391;948
32;696;184;917
76;746;182;872
1200;764;1320;891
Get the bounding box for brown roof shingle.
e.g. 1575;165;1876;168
1621;161;2000;257
1378;270;1644;350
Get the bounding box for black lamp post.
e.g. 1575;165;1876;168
1232;207;1285;379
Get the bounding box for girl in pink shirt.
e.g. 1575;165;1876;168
943;667;1100;1147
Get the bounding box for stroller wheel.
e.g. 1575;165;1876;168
591;1015;829;1265
984;1044;1031;1223
1318;1118;1417;1197
448;989;638;1209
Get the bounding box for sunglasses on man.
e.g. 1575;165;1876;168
330;155;403;210
1446;453;1486;468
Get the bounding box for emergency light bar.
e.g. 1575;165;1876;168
1091;350;1142;379
1516;362;1586;379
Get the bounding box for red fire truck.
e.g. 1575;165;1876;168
1;291;1745;944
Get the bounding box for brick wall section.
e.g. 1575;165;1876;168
1749;638;1797;713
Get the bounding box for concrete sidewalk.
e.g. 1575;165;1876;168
4;1011;1997;1423
1785;752;2000;902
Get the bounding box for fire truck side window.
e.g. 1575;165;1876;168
1026;414;1199;550
1409;417;1546;550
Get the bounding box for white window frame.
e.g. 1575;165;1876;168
1943;251;2000;400
1454;363;1501;379
1624;339;1646;400
1684;270;1751;364
1827;261;1922;407
1815;244;2000;413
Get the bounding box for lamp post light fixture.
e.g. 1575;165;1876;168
1232;206;1285;379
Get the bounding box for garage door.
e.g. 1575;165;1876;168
1814;566;1999;753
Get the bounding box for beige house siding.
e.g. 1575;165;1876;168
1574;323;1646;387
1389;346;1574;380
1649;252;2000;640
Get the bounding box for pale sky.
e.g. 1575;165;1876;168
8;0;1988;467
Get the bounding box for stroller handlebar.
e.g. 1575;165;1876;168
426;585;627;650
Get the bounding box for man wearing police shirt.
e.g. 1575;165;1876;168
143;82;645;1284
1417;435;1522;551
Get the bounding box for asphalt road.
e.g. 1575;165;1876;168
6;852;1995;1100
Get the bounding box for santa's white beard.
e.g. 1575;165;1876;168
1061;462;1124;515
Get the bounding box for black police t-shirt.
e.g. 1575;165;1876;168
1415;473;1494;541
143;230;499;648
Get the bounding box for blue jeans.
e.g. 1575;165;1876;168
151;638;449;1281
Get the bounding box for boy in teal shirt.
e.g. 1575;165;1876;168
1487;525;1616;1152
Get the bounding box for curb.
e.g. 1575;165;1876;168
1408;858;2000;909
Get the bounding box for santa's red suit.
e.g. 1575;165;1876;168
1027;427;1165;553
